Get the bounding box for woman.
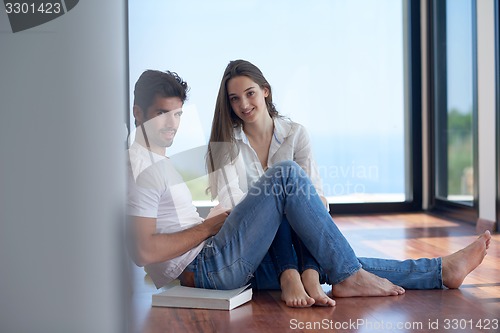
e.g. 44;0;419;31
206;59;334;307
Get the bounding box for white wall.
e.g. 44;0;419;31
0;1;127;332
476;0;497;223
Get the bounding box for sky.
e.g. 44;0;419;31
128;0;405;150
446;0;474;113
127;0;473;197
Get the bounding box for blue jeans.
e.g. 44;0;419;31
188;161;443;290
269;216;323;277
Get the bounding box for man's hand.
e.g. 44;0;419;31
201;211;230;236
128;211;229;267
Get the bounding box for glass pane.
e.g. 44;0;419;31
128;0;407;204
435;0;474;203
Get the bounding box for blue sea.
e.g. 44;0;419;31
168;132;406;200
311;133;405;197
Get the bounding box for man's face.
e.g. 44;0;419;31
139;95;183;151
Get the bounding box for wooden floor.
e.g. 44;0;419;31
129;213;500;333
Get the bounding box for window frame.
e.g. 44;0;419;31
427;0;479;223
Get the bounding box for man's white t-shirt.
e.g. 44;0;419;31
127;142;205;288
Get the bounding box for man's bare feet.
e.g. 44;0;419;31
331;268;405;297
442;231;491;289
280;269;315;307
301;269;335;306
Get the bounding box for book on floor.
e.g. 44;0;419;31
152;284;252;310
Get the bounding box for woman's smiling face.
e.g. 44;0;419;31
227;75;270;124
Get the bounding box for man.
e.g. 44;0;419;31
127;70;490;307
127;70;228;288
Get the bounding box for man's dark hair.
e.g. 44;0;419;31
133;70;189;124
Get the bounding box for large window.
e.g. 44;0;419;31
430;0;478;219
128;0;420;209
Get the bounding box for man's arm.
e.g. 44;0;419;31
128;212;228;267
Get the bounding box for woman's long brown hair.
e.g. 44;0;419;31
206;60;279;199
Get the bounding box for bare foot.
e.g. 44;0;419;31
301;269;335;306
442;231;491;289
331;268;405;297
280;269;315;307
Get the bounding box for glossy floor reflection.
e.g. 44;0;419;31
130;213;500;333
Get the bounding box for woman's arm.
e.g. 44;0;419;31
292;125;329;209
213;153;247;210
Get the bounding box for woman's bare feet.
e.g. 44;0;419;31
442;231;491;289
301;269;336;306
331;268;405;297
280;269;315;307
